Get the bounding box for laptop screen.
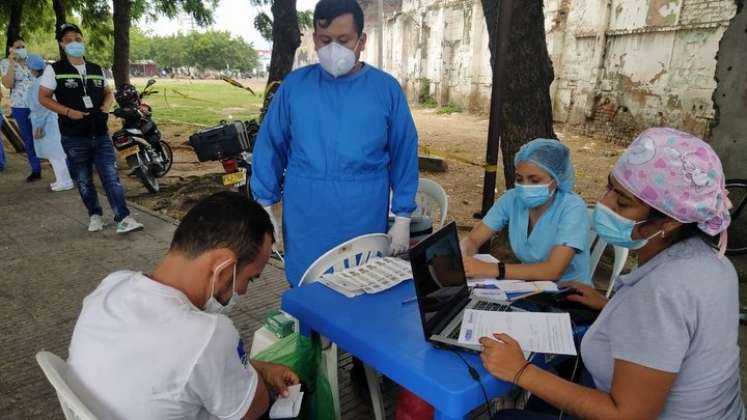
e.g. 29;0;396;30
409;222;470;338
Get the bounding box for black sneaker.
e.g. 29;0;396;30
26;172;41;182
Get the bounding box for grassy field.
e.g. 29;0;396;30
129;78;266;129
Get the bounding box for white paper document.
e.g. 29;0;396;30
318;257;412;298
269;384;304;419
458;309;577;356
473;253;499;264
471;288;508;302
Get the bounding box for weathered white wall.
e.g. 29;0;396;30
293;0;738;142
550;0;737;143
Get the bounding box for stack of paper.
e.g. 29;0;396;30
458;310;577;356
467;254;558;299
318;257;412;298
269;384;303;419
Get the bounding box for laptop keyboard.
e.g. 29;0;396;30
446;301;511;340
473;301;511;312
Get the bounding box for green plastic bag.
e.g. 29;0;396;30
254;333;335;420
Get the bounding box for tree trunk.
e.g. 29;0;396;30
481;0;555;189
5;0;23;57
52;0;67;60
261;0;301;118
111;0;131;89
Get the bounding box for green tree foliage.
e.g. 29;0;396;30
251;0;313;43
130;28;259;72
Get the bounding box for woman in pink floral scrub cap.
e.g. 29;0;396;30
478;128;742;420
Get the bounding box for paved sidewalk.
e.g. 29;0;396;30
0;152;388;419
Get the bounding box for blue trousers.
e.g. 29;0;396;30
61;134;130;222
11;107;41;174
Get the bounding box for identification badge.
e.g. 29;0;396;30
82;95;94;109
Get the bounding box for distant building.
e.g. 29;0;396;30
256;50;272;78
131;60;158;77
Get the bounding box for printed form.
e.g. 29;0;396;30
458;309;577;356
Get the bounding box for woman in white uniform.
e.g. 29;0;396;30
25;55;73;191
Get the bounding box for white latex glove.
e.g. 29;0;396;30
263;205;282;247
387;216;411;256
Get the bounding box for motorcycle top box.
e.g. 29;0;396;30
189;121;254;162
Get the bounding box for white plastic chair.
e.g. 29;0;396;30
413;178;449;229
587;209;629;297
36;351;99;420
299;233;391;420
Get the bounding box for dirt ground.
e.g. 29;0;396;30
122;100;625;229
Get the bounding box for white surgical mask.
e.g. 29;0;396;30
318;40;359;78
204;260;239;315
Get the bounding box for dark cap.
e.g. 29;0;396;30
56;23;82;41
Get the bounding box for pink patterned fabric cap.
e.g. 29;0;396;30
612;127;731;239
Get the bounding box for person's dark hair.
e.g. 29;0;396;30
56;23;83;41
647;207;708;245
170;192;274;267
10;36;24;46
314;0;365;35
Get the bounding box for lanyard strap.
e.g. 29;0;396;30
74;65;88;96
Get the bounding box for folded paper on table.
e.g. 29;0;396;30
318;257;413;298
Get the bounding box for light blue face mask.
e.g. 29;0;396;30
64;42;85;58
592;202;661;250
516;183;553;208
14;48;27;60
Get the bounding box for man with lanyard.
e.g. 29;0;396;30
251;0;419;287
39;23;142;234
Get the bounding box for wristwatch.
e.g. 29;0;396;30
496;262;506;280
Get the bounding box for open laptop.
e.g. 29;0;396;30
409;222;517;352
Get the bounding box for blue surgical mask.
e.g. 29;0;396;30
592;202;661;250
64;42;85;58
516;183;553;208
14;48;27;60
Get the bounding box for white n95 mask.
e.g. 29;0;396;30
318;41;358;78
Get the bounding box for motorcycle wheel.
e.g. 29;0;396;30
154;140;173;178
127;154;160;193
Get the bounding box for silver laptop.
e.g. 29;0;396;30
409;222;517;352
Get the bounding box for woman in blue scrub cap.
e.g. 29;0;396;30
460;138;591;283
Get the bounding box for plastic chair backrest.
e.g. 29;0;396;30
587;209;630;297
299;233;391;286
413;178;448;229
35;351;99;420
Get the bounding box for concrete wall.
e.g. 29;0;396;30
551;0;738;144
710;2;747;180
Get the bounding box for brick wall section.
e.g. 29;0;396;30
680;0;738;25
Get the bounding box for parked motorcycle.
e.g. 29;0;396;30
111;79;173;193
188;119;259;198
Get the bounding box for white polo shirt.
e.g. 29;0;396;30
67;271;258;420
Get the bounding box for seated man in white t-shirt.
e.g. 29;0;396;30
67;191;299;420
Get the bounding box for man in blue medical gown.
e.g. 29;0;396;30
251;0;419;286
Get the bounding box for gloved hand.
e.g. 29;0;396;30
263;205;281;246
388;216;411;255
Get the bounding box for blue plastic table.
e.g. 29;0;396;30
282;280;521;420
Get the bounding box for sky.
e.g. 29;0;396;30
144;0;319;50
